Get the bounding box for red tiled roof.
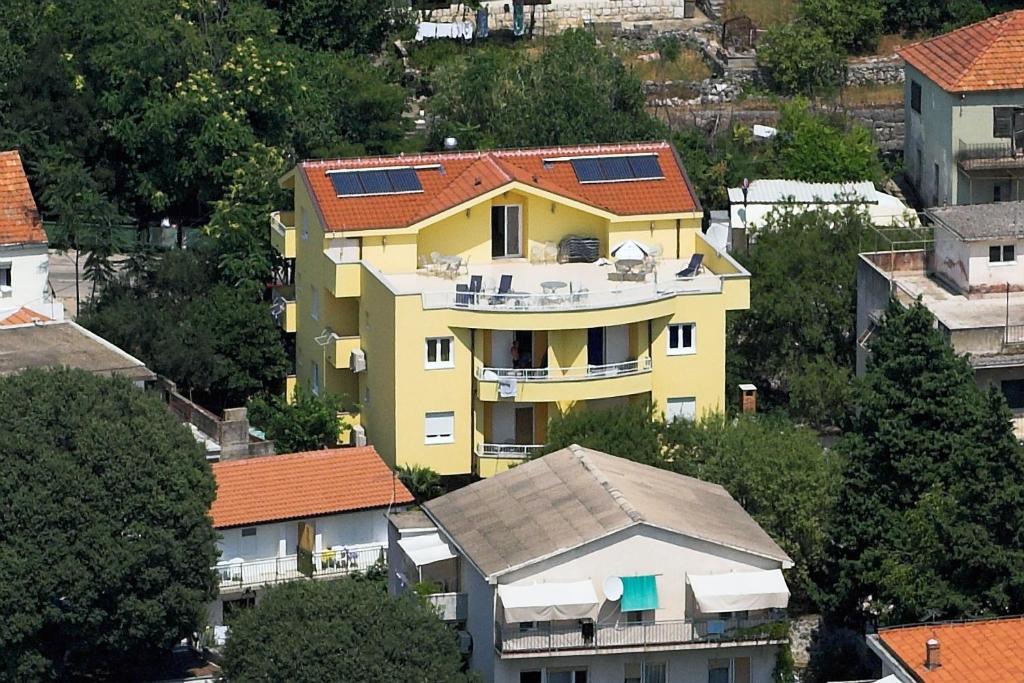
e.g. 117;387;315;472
899;10;1024;92
300;141;699;232
210;447;414;528
0;307;52;326
878;616;1024;682
0;150;46;245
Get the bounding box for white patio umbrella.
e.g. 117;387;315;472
610;239;651;260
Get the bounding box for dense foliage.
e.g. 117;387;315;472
0;369;218;681
728;205;875;426
825;301;1024;625
798;0;883;54
222;578;476;682
428;30;665;149
248;386;344;453
756;24;845;97
398;464;445;503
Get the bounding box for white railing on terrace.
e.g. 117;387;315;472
476;443;546;459
214;544;384;591
496;616;785;654
477;358;652;382
422;278;721;312
270;211;291;237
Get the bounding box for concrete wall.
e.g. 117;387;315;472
217;507;391;561
856;254;901;376
0;243;54;316
904;64;957;207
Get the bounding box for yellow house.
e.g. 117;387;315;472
271;142;749;477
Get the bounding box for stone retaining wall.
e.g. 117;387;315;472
846;56;905;87
429;0;693;32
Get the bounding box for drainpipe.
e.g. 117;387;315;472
675;219;681;259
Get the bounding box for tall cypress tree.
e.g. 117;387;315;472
826;299;1024;625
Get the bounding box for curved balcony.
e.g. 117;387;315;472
476;358;653;403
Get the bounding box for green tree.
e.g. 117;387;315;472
398;464;445;503
728;204;873;425
0;368;217;681
757;24;845;97
222;579;476;682
825;300;1024;626
248;386;344;453
543;400;664;466
269;0;414;54
798;0;883;54
773;100;885;183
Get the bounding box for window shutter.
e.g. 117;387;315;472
994;107;1013;138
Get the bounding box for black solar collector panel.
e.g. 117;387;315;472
569;155;663;183
329;168;424;196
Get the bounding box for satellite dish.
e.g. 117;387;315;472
603;576;623;601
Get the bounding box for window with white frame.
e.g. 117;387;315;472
491;204;522;258
310;285;320;320
425;337;454;369
667;323;696;355
625;662;667;683
311;361;321;396
666;397;696;422
424;411;454;444
0;262;11;294
990;244;1015;263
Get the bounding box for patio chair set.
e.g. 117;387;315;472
418;252;468;279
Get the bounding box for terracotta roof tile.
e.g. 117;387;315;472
210;447;414;528
0;307;52;326
0;150;46;246
878;616;1024;682
300;141;699;232
900;10;1024;92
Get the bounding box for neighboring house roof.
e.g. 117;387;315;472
874;615;1024;682
899;10;1024;92
210;447;414;528
926;201;1024;240
0;306;51;326
298;141;699;232
727;180;880;205
423;444;792;578
0;150;47;246
0;320;154;381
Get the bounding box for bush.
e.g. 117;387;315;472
247;386;344;453
799;0;883;54
654;34;682;63
757;24;845;97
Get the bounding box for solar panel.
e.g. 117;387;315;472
358;170;392;195
628;155;663;179
600;156;634;181
571;158;604;182
387;168;423;193
330;172;364;196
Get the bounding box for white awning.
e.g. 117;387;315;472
397;533;456;567
688;569;790;613
498;580;599;623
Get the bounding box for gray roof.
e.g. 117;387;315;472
424;445;792;578
927;202;1024;240
388;509;434;531
0;321;155;381
727;179;878;205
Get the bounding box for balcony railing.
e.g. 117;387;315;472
495;616;786;655
476;443;546;459
477;358;652;383
214;545;384;592
421;278;721;312
956;139;1024;168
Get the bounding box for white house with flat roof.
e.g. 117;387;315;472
389;444;794;683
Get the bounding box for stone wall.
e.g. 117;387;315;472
846;56;905;87
429;0;693;32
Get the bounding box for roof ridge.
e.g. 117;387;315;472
568;444;645;524
212;447;376;469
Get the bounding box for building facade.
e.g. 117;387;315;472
389;445;793;683
900;11;1024;207
272;142;749;477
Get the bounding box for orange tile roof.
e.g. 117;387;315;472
210;447;414;528
878;615;1024;682
0;150;46;245
899;10;1024;92
299;141;699;232
0;307;52;326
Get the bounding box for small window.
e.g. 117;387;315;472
994;107;1015;138
990;244;1015;263
548;670;587;683
310;285;320;320
1002;379;1024;410
626;610;654;624
733;657;751;683
241;527;257;537
519;673;542;683
910;81;921;114
0;263;11;293
424;411;454;444
518;621;537;632
708;659;730;683
425;337;454;369
667;323;696;355
995;184;1004;202
644;663;667;683
666;397;696;423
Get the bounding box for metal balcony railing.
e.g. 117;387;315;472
214;545;384;591
956;139;1024;167
476;443;546;459
476;358;652;383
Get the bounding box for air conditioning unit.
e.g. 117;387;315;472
350;424;367;447
349;348;366;373
456;630;473;655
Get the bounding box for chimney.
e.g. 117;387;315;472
739;383;757;414
925;638;941;671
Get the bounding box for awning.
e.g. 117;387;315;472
498;580;599;623
397;533;456;567
688;569;790;613
620;575;659;612
611;240;651;260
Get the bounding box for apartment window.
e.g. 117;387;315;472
995;184;1004;202
666;397;697;423
990;244;1015;263
626;610;654;624
425;337;454;369
548;670;587;683
240;526;257;556
311;361;321;396
491;204;522;258
994;107;1018;138
910;80;921;114
1002;379;1024;410
0;263;10;295
424;411;454;444
667;323;696;355
626;662;667;683
519;673;542;683
708;659;730;683
310;285;320;320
